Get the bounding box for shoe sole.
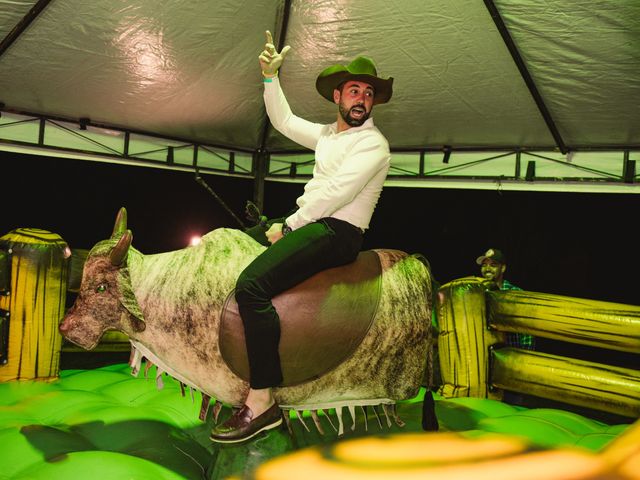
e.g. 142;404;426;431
209;417;283;444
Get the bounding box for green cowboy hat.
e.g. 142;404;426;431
315;56;394;105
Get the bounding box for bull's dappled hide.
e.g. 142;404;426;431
60;208;435;436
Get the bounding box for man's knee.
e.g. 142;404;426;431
235;273;263;305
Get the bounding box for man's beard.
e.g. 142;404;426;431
339;102;370;127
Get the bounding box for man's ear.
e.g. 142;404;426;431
501;264;507;275
333;88;341;104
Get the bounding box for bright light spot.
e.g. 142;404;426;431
190;236;202;247
115;22;176;86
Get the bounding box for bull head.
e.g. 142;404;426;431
59;207;145;350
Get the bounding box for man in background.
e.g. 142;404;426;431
476;248;535;351
477;248;535;405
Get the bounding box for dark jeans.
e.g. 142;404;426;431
235;217;363;389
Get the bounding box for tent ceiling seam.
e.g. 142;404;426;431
255;0;293;211
483;0;567;154
257;0;293;153
0;0;53;60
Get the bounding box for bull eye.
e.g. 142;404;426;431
95;284;107;293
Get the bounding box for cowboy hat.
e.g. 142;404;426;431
315;56;394;105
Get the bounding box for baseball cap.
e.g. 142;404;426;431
476;248;506;265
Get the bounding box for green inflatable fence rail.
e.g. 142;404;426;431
492;348;640;418
488;289;640;353
437;276;640;418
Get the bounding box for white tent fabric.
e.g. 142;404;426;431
0;0;638;192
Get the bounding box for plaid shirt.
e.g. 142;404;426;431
500;280;536;350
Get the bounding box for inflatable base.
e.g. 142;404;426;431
0;363;632;480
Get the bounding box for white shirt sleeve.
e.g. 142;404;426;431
263;78;325;151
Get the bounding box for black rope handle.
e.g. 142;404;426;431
193;173;247;229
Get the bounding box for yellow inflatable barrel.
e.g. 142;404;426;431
436;276;503;400
0;228;70;381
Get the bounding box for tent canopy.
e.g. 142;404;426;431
0;0;638;193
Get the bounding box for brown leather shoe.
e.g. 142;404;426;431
209;402;283;443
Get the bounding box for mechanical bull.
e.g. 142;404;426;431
59;207;437;436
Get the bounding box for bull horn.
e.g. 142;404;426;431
110;229;132;266
111;207;128;238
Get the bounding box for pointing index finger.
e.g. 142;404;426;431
265;30;273;45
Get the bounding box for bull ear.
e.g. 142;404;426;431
111;207;128;238
111;230;132;266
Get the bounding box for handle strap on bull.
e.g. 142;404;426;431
245;201;268;227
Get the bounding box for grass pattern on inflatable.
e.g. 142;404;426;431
0;364;631;480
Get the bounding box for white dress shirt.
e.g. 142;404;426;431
263;78;391;231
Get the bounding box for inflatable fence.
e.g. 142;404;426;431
0;228;71;381
1;228;639;421
0;228;128;381
437;276;640;418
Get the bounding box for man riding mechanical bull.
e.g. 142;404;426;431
210;31;397;443
59;31;437;446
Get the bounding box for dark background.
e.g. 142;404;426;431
2;150;637;305
3;150;638;420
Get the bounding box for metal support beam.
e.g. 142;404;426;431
483;0;567;154
257;0;293;164
623;150;636;183
38;118;45;145
525;161;536;181
0;0;53;59
253;148;269;214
